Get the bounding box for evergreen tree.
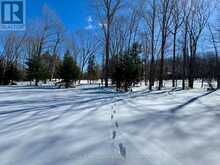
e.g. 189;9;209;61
26;55;49;86
87;55;98;84
110;53;124;89
0;63;21;85
124;43;142;89
58;50;80;88
0;60;3;85
5;64;21;84
110;43;142;91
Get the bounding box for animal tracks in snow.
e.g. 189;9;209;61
112;130;117;139
119;143;126;159
115;121;119;128
110;96;127;160
111;114;114;120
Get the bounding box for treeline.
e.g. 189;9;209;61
0;5;100;88
95;0;220;90
0;41;218;90
0;50;100;88
0;0;220;90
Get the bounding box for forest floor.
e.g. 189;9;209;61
0;83;220;165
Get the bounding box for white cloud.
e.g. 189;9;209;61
85;16;94;30
85;24;93;30
88;16;93;23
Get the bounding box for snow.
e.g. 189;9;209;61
0;84;220;165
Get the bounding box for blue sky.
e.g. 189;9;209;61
26;0;92;31
23;0;218;53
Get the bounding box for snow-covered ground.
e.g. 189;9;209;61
0;84;220;165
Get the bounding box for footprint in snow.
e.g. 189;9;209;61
112;130;117;139
119;143;126;159
115;122;119;128
111;114;114;120
113;110;116;114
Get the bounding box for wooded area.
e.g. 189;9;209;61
0;0;219;90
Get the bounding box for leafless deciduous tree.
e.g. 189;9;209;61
95;0;122;87
74;30;100;81
171;0;183;88
208;23;220;89
181;0;191;90
142;0;159;90
0;32;26;84
158;0;173;90
25;5;64;80
187;0;210;88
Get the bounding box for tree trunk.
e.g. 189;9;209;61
215;48;220;89
148;0;156;91
149;55;154;91
105;21;110;88
172;30;177;88
217;62;220;89
144;55;148;86
182;17;188;90
188;59;193;88
182;58;186;90
35;79;39;86
65;81;70;88
188;45;196;89
217;78;220;89
159;38;165;90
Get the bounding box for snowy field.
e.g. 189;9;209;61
0;84;220;165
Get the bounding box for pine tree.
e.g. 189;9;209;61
58;50;80;88
26;55;49;86
110;53;124;90
87;55;98;84
123;43;142;91
110;43;142;91
5;64;21;84
0;60;3;85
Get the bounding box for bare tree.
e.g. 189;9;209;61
110;1;141;56
188;0;210;88
142;0;159;90
0;32;26;84
42;5;65;80
171;0;183;88
181;0;191;90
64;33;80;61
95;0;122;87
110;16;127;56
208;23;220;89
75;30;100;82
158;0;173;90
24;4;65;85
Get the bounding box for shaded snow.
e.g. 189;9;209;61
0;85;220;165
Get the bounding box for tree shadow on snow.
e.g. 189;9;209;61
170;90;217;113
